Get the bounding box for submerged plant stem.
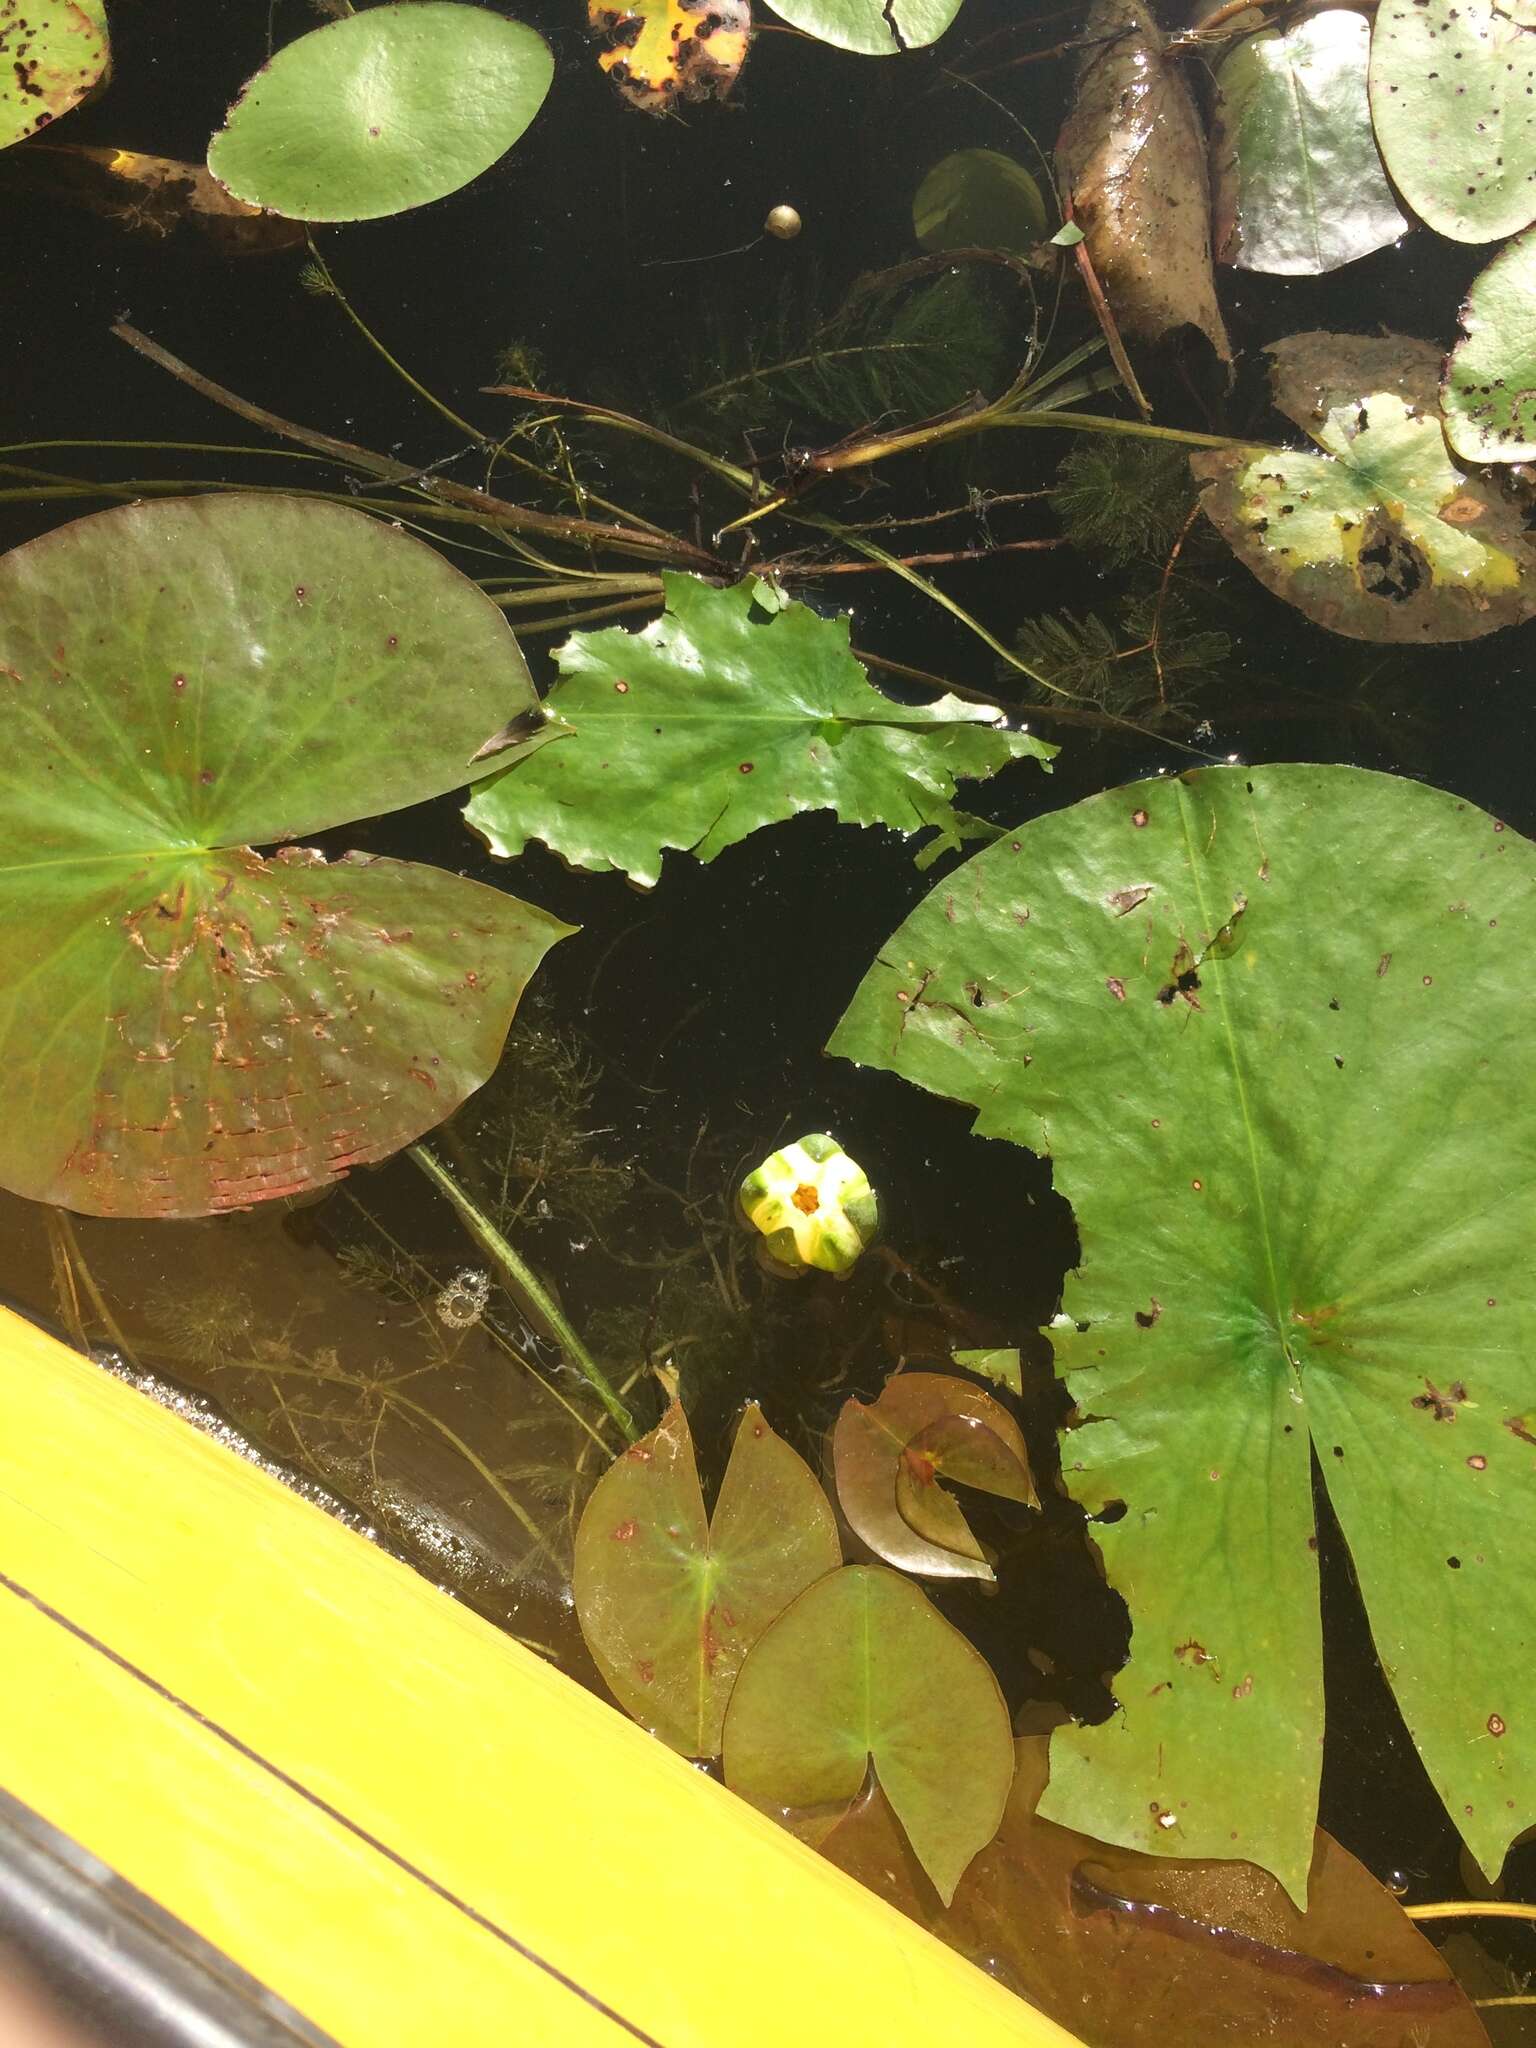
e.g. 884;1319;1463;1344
408;1143;637;1441
1405;1902;1536;1924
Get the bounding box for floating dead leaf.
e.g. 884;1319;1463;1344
1055;0;1231;362
588;0;750;114
833;1371;1036;1581
821;1736;1491;2047
1192;332;1536;641
4;143;306;253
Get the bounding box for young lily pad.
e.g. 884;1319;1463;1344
722;1563;1014;1903
588;0;750;113
1370;0;1536;243
1;0;107;151
1442;226;1536;462
1191;332;1536;642
1211;10;1408;275
822;1738;1491;2045
762;0;962;56
207;4;553;223
464;574;1051;890
833;1371;1036;1580
572;1401;840;1756
831;764;1536;1903
913;149;1047;255
1056;0;1231;361
0;494;563;1219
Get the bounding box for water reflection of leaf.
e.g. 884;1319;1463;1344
1055;0;1231;362
822;1736;1492;2048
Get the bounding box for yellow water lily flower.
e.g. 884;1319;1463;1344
738;1134;879;1278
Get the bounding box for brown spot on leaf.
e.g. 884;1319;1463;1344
612;1518;638;1542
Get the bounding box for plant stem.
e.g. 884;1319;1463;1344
408;1143;637;1441
1405;1901;1536;1923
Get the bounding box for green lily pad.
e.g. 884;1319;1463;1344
1442;226;1536;462
1;0;107;150
762;0;962;56
913;148;1046;255
464;574;1051;891
0;493;563;1219
952;1347;1022;1397
206;3;553;223
573;1401;840;1757
1211;10;1408;275
1370;0;1536;243
822;1739;1491;2046
722;1563;1013;1903
1191;331;1536;642
830;763;1536;1903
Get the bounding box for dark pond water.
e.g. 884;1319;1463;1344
2;0;1533;2026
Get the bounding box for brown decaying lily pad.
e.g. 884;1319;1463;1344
821;1735;1491;2048
1192;331;1536;642
833;1370;1036;1580
1055;0;1231;363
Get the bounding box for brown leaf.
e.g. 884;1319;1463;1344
822;1736;1491;2047
833;1371;1037;1582
1056;0;1231;362
4;144;306;254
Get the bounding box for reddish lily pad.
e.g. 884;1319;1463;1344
722;1563;1014;1903
833;1371;1037;1581
0;494;560;1218
572;1401;840;1756
822;1737;1491;2047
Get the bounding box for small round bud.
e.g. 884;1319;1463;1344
764;204;802;241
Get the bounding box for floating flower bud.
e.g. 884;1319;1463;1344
738;1133;878;1278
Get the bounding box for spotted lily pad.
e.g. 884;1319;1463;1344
588;0;750;113
1442;227;1536;462
831;763;1536;1902
1211;10;1408;275
722;1563;1014;1902
572;1401;840;1756
1191;332;1536;642
1370;0;1536;243
0;0;107;150
207;3;553;223
0;494;563;1219
464;574;1051;890
762;0;961;54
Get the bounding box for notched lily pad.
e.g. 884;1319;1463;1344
1056;0;1231;361
1192;332;1536;641
762;0;962;57
464;574;1051;890
0;0;107;151
1443;227;1536;462
722;1562;1014;1903
833;1371;1037;1580
831;764;1536;1901
0;494;561;1219
1211;10;1408;276
572;1400;840;1756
